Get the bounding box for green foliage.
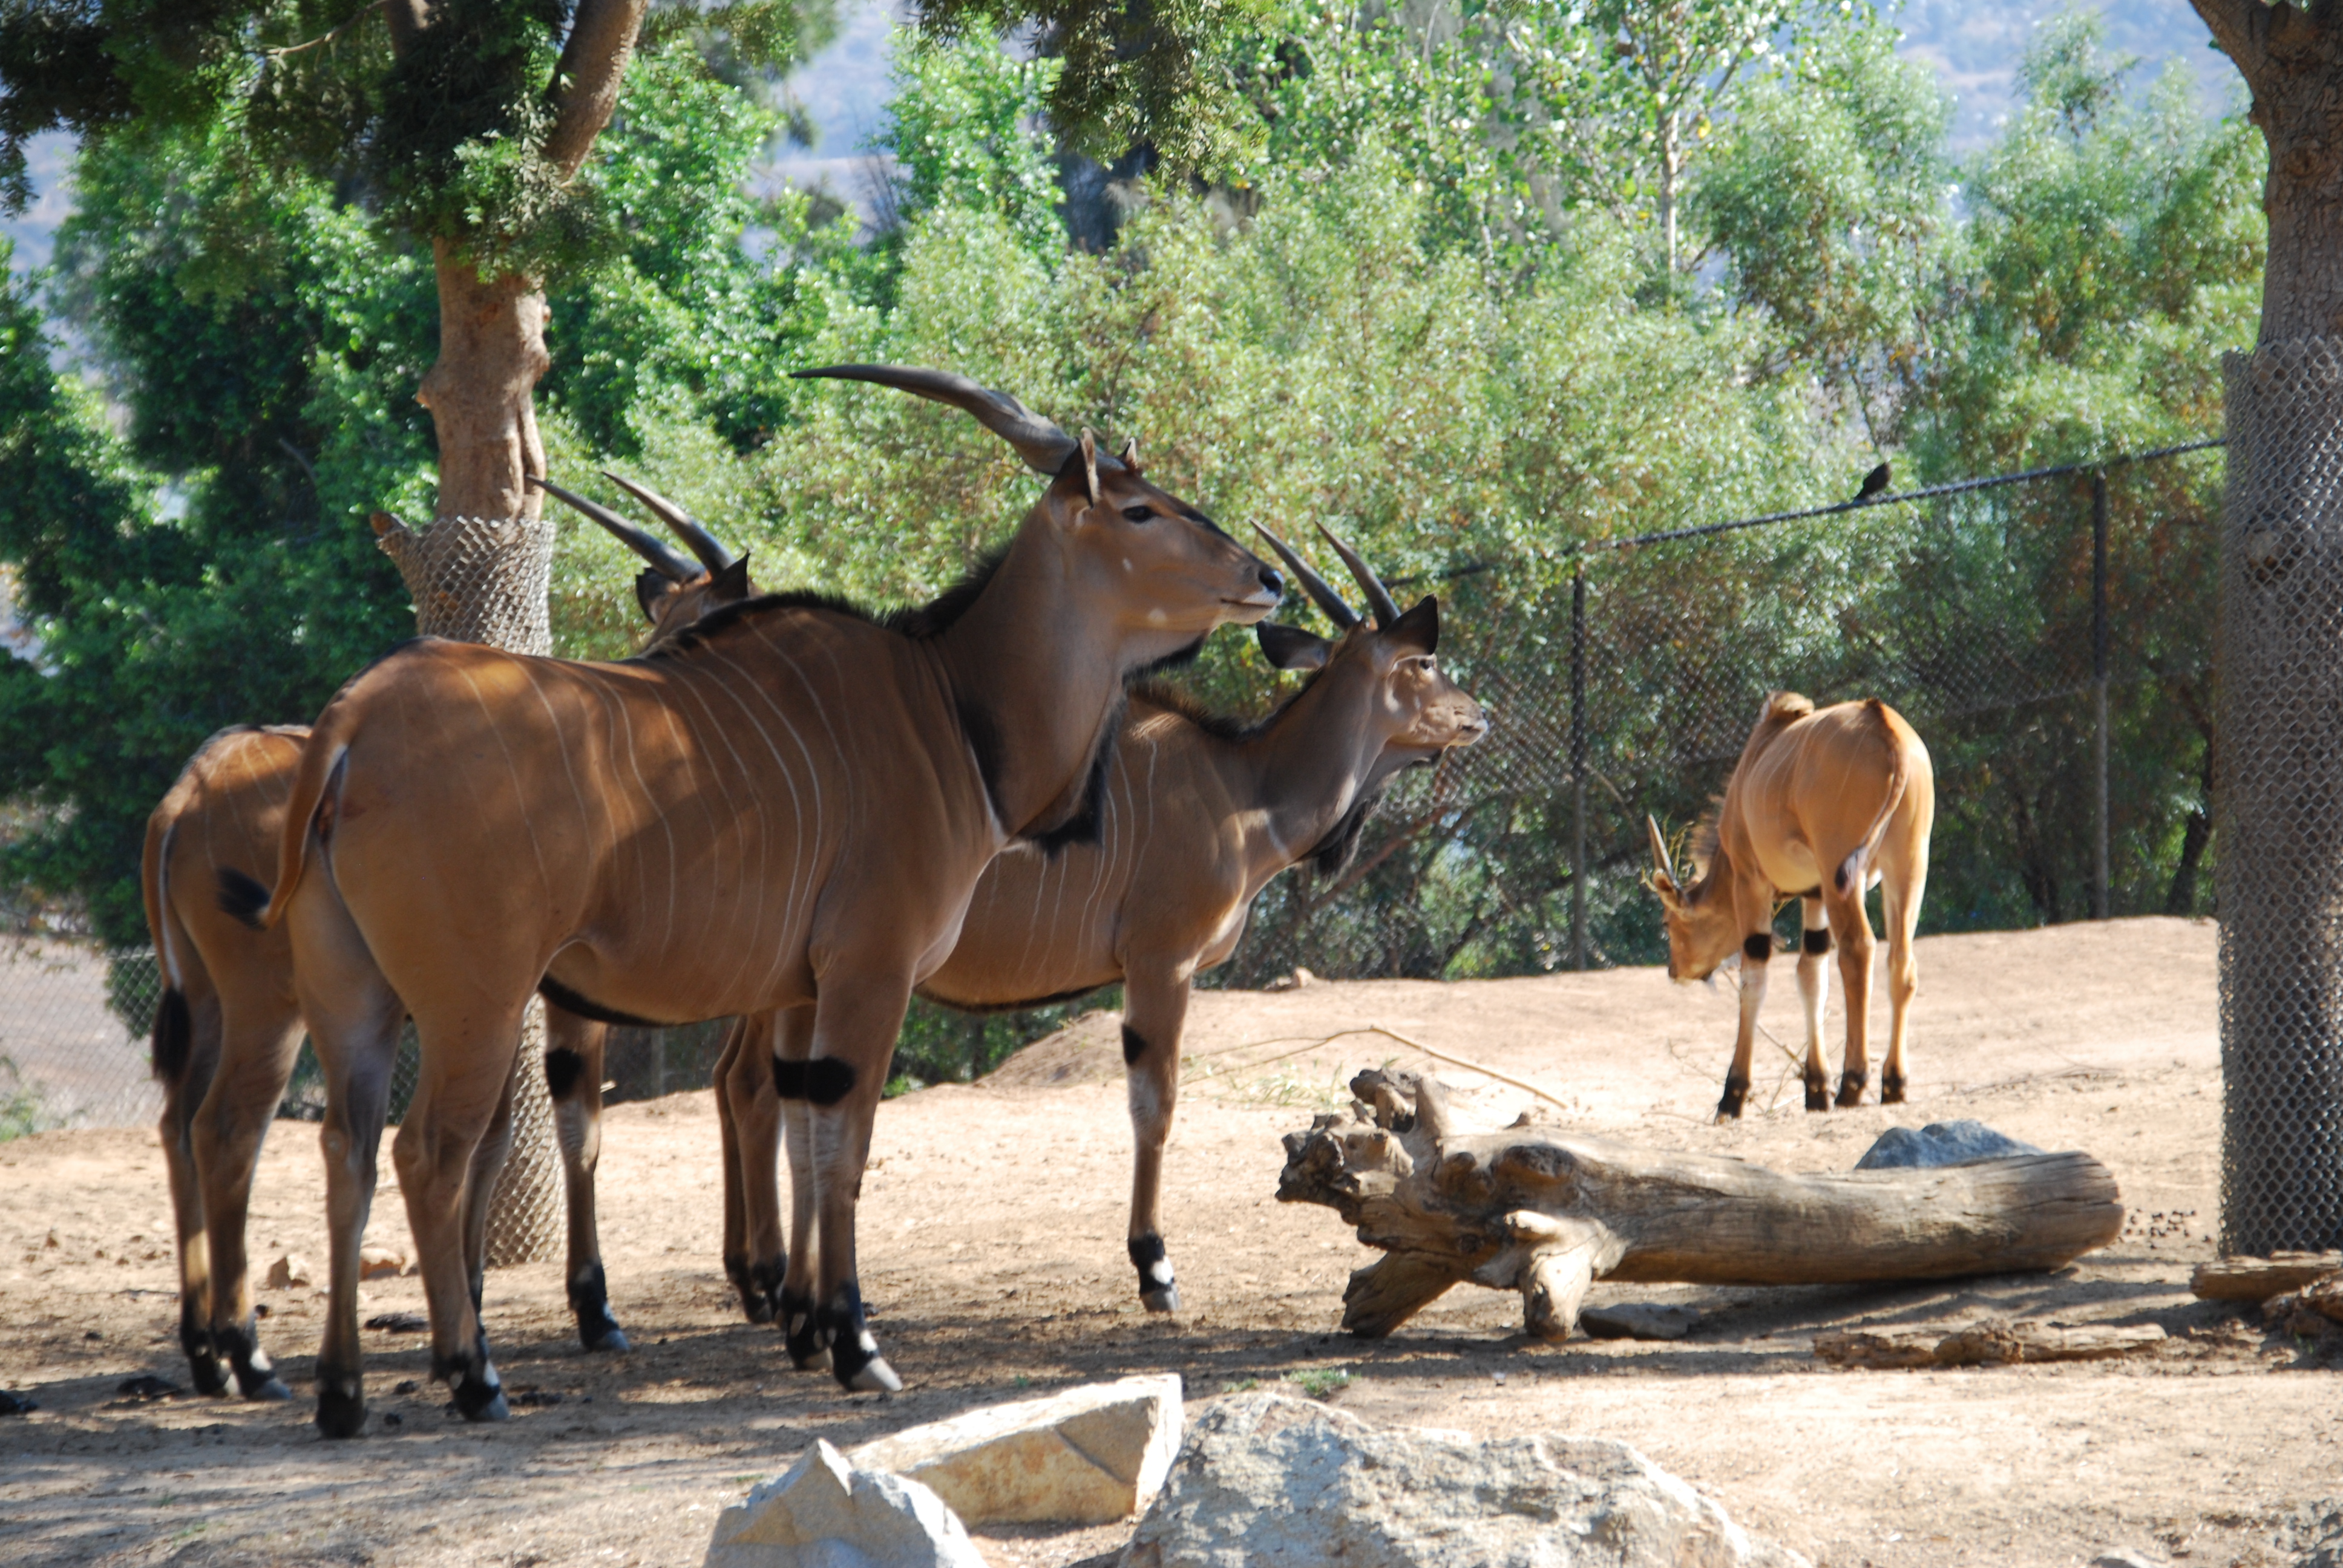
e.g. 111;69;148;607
882;34;1066;260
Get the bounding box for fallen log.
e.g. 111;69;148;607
1812;1319;2166;1369
2189;1252;2343;1302
1276;1069;2126;1341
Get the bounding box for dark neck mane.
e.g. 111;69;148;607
634;550;1008;662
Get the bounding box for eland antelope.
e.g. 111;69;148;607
142;480;755;1400
218;366;1282;1434
1645;693;1933;1122
708;525;1488;1354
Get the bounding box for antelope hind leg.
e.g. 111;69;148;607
156;986;226;1396
722;1014;791;1327
194;1002;304;1400
769;1005;827;1371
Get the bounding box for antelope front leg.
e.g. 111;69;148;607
714;1016;773;1322
194;1007;304;1400
1830;890;1879;1108
1120;964;1190;1312
721;1013;792;1325
1719;932;1772;1122
545;1007;627;1350
457;1065;517;1317
768;1005;825;1370
1795;898;1833;1112
803;978;910;1393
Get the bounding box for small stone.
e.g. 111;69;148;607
1581;1303;1700;1342
705;1439;985;1568
264;1253;315;1290
846;1374;1182;1526
1853;1120;2043;1170
2090;1552;2168;1568
359;1245;405;1280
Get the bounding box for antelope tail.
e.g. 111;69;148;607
141;811;193;1083
218;716;350;933
1836;714;1919;897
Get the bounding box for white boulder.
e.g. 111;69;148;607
848;1373;1182;1525
704;1439;985;1568
1122;1391;1808;1568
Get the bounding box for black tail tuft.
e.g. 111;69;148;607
152;988;192;1083
215;867;271;931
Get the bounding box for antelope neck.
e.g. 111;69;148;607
932;528;1157;840
1233;670;1384;878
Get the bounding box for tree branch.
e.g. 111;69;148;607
542;0;649;181
2187;0;2273;94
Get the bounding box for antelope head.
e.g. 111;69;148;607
531;474;757;647
1250;523;1488;794
793;366;1283;662
1645;815;1738;981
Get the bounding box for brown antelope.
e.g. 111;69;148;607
142;480;752;1400
219;365;1282;1434
1644;693;1934;1122
702;526;1488;1359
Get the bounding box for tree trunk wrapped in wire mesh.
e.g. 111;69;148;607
377;512;564;1269
2217;340;2343;1256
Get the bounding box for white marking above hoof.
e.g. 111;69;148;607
848;1357;902;1394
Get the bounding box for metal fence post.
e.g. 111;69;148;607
2093;469;2111;921
1570;560;1588;971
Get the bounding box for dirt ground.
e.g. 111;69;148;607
4;915;2339;1568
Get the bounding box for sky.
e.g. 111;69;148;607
1;0;2249;283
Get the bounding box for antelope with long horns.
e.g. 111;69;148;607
1645;693;1934;1122
706;524;1487;1351
217;366;1282;1434
142;484;758;1400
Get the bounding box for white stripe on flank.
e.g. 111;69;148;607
454;663;554;904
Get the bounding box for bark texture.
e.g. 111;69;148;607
2192;0;2343;342
417;244;552;522
1277;1070;2125;1341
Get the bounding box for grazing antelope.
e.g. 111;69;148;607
1644;693;1934;1122
702;526;1488;1354
142;482;752;1400
220;365;1282;1434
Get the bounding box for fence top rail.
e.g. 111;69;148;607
1586;437;2227;555
1383;437;2227;590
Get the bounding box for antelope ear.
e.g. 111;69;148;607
1119;434;1142;473
1080;428;1102;507
634;571;673;624
1257;621;1331;671
709;554;755;605
1386;595;1439;655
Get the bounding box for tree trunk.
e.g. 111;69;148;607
1277;1070;2125;1341
2218;7;2343;344
417;243;551;521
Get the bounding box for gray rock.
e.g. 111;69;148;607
2091;1552;2169;1568
1854;1120;2043;1171
1580;1303;1701;1342
1121;1391;1807;1568
2278;1498;2343;1568
846;1374;1182;1525
705;1439;986;1568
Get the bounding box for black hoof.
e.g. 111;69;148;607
1835;1071;1868;1108
188;1353;229;1397
1715;1077;1750;1122
781;1289;826;1371
584;1324;631;1354
1129;1235;1178;1313
819;1285;895;1393
1881;1073;1907;1105
315;1380;366;1439
1803;1085;1830;1112
453;1374;508;1423
235;1361;292;1400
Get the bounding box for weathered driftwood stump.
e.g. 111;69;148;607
1276;1070;2126;1341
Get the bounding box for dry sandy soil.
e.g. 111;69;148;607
2;915;2338;1568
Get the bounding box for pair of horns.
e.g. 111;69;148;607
1250;523;1401;630
791;364;1141;481
1646;815;1680;897
529;474;736;581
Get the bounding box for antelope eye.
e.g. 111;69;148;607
1121;505;1155;523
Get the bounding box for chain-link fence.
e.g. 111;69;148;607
0;442;2236;1132
2216;341;2343;1256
